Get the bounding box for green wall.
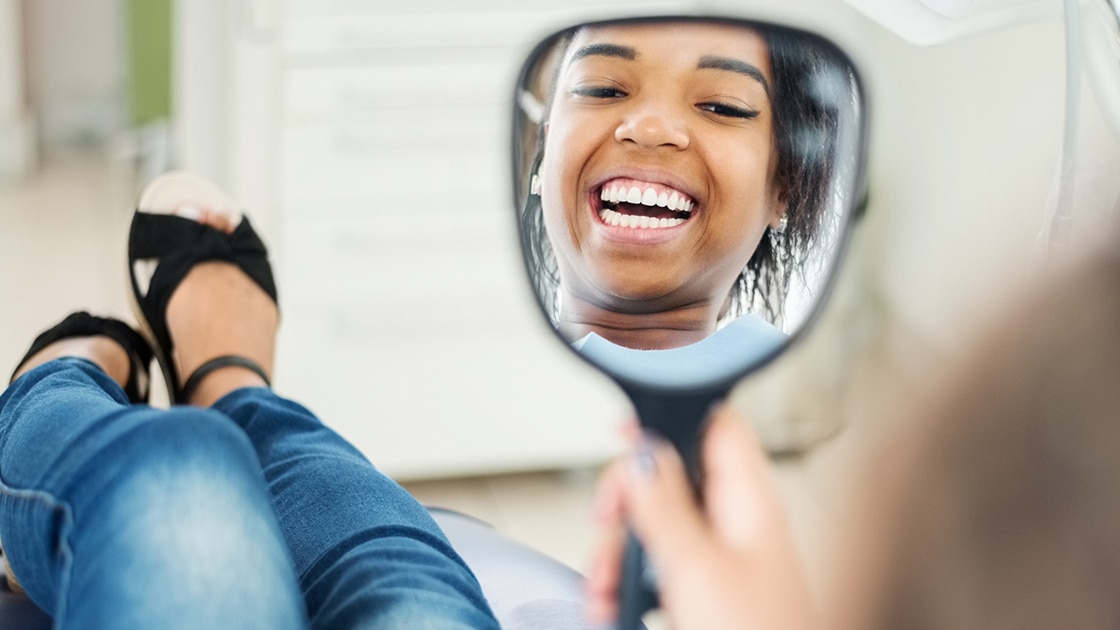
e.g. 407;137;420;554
125;0;172;126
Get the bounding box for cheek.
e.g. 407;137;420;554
701;146;779;270
539;119;600;244
537;168;582;266
538;184;570;249
716;180;779;234
539;128;580;207
712;149;779;228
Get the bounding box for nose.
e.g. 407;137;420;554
614;97;690;150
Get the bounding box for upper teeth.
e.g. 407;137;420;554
600;182;694;213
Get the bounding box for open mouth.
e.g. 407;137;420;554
595;178;695;229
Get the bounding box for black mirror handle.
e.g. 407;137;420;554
618;533;659;630
616;385;727;630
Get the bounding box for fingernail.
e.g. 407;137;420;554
631;433;659;480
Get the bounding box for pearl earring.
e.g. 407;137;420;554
530;174;542;196
776;214;789;233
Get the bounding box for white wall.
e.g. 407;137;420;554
723;1;1120;450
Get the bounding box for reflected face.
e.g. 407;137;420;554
539;22;784;319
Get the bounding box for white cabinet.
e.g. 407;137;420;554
174;0;687;479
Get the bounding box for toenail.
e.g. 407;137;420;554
175;205;203;221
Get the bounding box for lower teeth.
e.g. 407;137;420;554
600;208;686;229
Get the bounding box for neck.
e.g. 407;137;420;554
558;295;723;350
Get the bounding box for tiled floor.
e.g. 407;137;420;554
0;151;858;617
0;152;139;375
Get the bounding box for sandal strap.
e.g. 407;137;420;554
10;311;154;404
180;355;271;404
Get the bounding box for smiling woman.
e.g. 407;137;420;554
516;18;860;381
543;22;781;350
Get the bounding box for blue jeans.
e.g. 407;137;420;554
0;358;498;629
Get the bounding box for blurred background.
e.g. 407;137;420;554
1;0;1117;591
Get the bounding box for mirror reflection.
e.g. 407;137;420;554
513;18;865;389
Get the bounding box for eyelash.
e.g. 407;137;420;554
697;102;761;120
570;86;626;99
570;87;760;121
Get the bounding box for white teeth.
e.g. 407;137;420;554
599;208;686;229
666;193;694;213
599;182;695;214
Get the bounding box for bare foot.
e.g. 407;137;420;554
12;336;131;388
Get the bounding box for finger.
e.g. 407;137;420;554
617;417;641;441
592;460;628;526
701;405;787;550
624;433;710;572
584;518;625;624
594;417;643;525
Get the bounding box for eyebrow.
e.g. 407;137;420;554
697;55;771;95
567;44;771;97
570;43;637;62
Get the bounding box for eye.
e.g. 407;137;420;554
570;85;627;99
697;102;760;120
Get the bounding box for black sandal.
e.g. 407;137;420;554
10;311;154;404
128;173;278;404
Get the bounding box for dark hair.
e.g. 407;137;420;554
741;29;848;322
518;21;853;325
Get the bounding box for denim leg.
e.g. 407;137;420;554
0;358;308;630
213;388;499;630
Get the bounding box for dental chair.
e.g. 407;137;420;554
0;507;595;630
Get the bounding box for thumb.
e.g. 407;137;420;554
702;405;789;551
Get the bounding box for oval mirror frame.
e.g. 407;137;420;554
510;15;870;396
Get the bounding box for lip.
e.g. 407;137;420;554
586;169;701;244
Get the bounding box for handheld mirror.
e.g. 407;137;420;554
510;16;868;628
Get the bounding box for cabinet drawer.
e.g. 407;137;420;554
276;212;520;306
283;57;511;122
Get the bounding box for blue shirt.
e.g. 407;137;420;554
571;314;787;389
